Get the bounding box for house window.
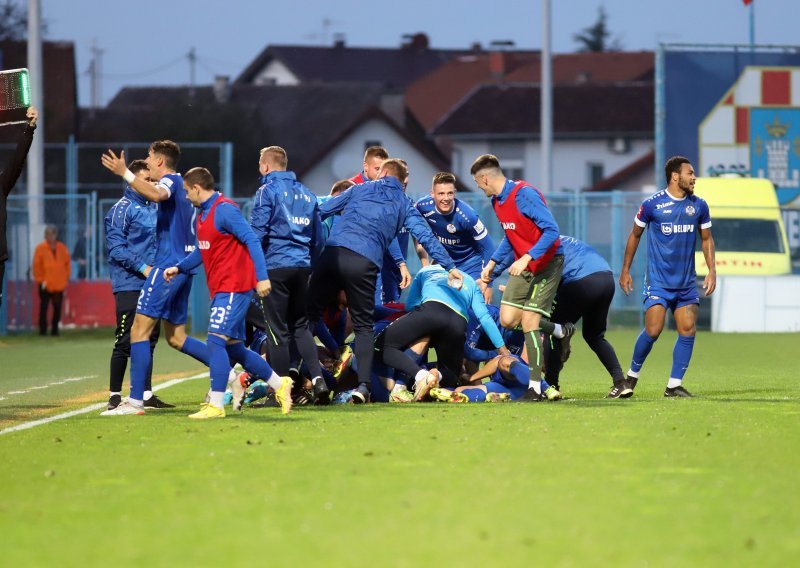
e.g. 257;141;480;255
588;162;604;187
489;141;525;180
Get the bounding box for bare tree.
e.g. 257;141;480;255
573;6;623;53
0;0;27;41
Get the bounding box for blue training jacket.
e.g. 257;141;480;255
104;186;158;293
251;171;323;270
320;176;455;270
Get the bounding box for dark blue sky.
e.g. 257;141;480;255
40;0;797;107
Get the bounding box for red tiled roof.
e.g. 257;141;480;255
407;50;654;132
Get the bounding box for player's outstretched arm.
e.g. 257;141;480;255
100;149;169;202
700;227;716;296
619;224;644;295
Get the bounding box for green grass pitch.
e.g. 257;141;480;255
1;328;798;566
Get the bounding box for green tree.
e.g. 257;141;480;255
573;6;623;53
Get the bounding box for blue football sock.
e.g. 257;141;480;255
670;335;695;380
463;388;487;403
129;340;150;401
207;335;231;393
630;330;657;373
226;341;275;380
181;336;210;366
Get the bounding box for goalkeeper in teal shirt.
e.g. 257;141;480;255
377;265;509;401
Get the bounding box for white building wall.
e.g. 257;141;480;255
301;118;444;197
451;138;653;194
253;60;300;86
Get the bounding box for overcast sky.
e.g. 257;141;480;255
39;0;798;107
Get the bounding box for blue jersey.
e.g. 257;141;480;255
104;187;158;293
635;189;711;289
153;173;197;271
415;196;495;278
250;171;323;270
559;235;611;284
464;303;524;362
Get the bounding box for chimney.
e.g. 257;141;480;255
333;32;346;49
488;40;515;79
401;32;429;51
213;75;230;104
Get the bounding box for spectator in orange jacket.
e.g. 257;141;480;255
32;225;71;336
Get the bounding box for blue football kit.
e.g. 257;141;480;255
415;196;495;279
136;173;197;324
634;189;711;311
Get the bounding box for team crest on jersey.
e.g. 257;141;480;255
685;205;696;216
661;222;673;236
446;224;457;234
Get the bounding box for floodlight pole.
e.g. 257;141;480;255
27;0;45;237
541;0;553;193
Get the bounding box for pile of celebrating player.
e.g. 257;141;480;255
98;141;716;418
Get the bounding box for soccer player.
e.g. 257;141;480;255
619;156;715;397
538;235;627;397
103;159;172;411
378;264;510;401
416;172;496;300
348;147;412;303
250;146;329;404
473;154;563;401
163;167;293;418
430;354;532;403
309;158;462;404
0;106;38;309
349;145;389;185
100;141;210;415
464;303;524;365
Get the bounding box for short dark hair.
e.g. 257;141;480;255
150;140;181;169
183;167;215;190
330;179;355;196
470;154;502;176
364;146;389;162
665;156;691;185
129;159;149;175
433;171;456;186
260;146;288;169
381;159;409;182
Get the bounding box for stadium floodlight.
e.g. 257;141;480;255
0;68;32;126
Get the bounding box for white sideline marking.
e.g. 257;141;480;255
0;372;208;436
1;375;97;398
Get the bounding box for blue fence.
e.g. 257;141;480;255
9;186;798;334
2;190;655;334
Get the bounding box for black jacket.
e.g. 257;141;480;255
0;123;36;262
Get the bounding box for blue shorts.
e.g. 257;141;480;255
642;284;699;312
137;269;192;325
209;291;254;340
